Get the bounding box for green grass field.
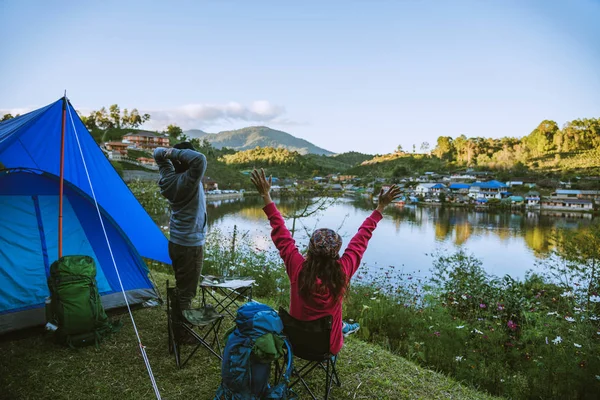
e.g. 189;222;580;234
0;270;499;400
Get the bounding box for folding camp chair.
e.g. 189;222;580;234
166;281;224;368
278;308;341;400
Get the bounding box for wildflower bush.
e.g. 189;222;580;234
344;249;600;399
128;179;170;215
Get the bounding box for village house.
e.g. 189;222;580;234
106;151;124;161
416;183;447;196
336;175;357;182
550;189;582;199
326;183;344;192
506;177;537;188
525;191;541;207
579;190;600;202
468;180;509;200
104;142;129;155
122;131;170;150
202;177;218;191
136;157;157;168
449;183;470;194
450;173;477;181
541;198;593;212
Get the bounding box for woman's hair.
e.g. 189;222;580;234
298;252;348;304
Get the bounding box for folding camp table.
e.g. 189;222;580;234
200;276;255;319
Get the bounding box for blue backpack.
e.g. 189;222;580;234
215;301;296;400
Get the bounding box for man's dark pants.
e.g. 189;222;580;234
168;241;204;312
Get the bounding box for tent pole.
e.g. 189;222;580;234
58;96;67;259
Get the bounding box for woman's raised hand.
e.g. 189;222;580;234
250;168;273;201
377;185;401;212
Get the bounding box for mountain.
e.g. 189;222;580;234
184;129;209;139
183;126;333;155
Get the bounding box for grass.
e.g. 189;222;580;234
0;269;499;400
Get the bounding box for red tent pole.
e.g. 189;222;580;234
58;96;67;259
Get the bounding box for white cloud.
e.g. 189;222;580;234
2;100;294;131
0;107;34;118
146;101;288;130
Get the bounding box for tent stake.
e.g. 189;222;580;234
58;96;67;259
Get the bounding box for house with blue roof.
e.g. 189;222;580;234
468;180;509;200
416;183;447;196
449;183;471;194
551;189;582;198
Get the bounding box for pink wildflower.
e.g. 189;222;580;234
507;320;517;331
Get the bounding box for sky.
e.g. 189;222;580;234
1;0;599;155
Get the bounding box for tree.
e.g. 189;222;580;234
420;142;430;153
109;104;121;128
433;136;454;161
1;113;14;121
453;135;467;164
122;108;150;128
396;144;403;153
392;165;408;178
166;124;183;139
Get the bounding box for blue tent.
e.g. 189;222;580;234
0;98;168;333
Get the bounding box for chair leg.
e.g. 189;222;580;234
290;362;320;400
332;356;341;387
325;359;332;400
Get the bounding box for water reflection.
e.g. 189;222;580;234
153;196;597;279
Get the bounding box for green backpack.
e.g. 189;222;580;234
46;255;120;347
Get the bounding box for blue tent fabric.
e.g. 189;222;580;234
0;98;169;264
0;169;158;333
0;98;166;333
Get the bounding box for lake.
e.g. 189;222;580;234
165;196;597;281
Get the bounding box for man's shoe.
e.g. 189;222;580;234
342;321;360;337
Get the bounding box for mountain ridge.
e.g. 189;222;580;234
183;126;333;155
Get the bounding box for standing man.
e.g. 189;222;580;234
154;142;207;341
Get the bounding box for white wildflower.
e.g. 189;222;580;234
473;329;484;335
565;316;576;323
552;336;562;345
545;337;548;345
547;311;559;316
456;325;465;329
574;343;582;348
370;297;377;300
500;379;505;383
590;315;599;321
461;294;467;300
455;356;463;362
452;301;459;305
428;325;434;330
590;295;600;303
560;291;574;298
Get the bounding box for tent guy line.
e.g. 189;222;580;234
67;104;162;399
